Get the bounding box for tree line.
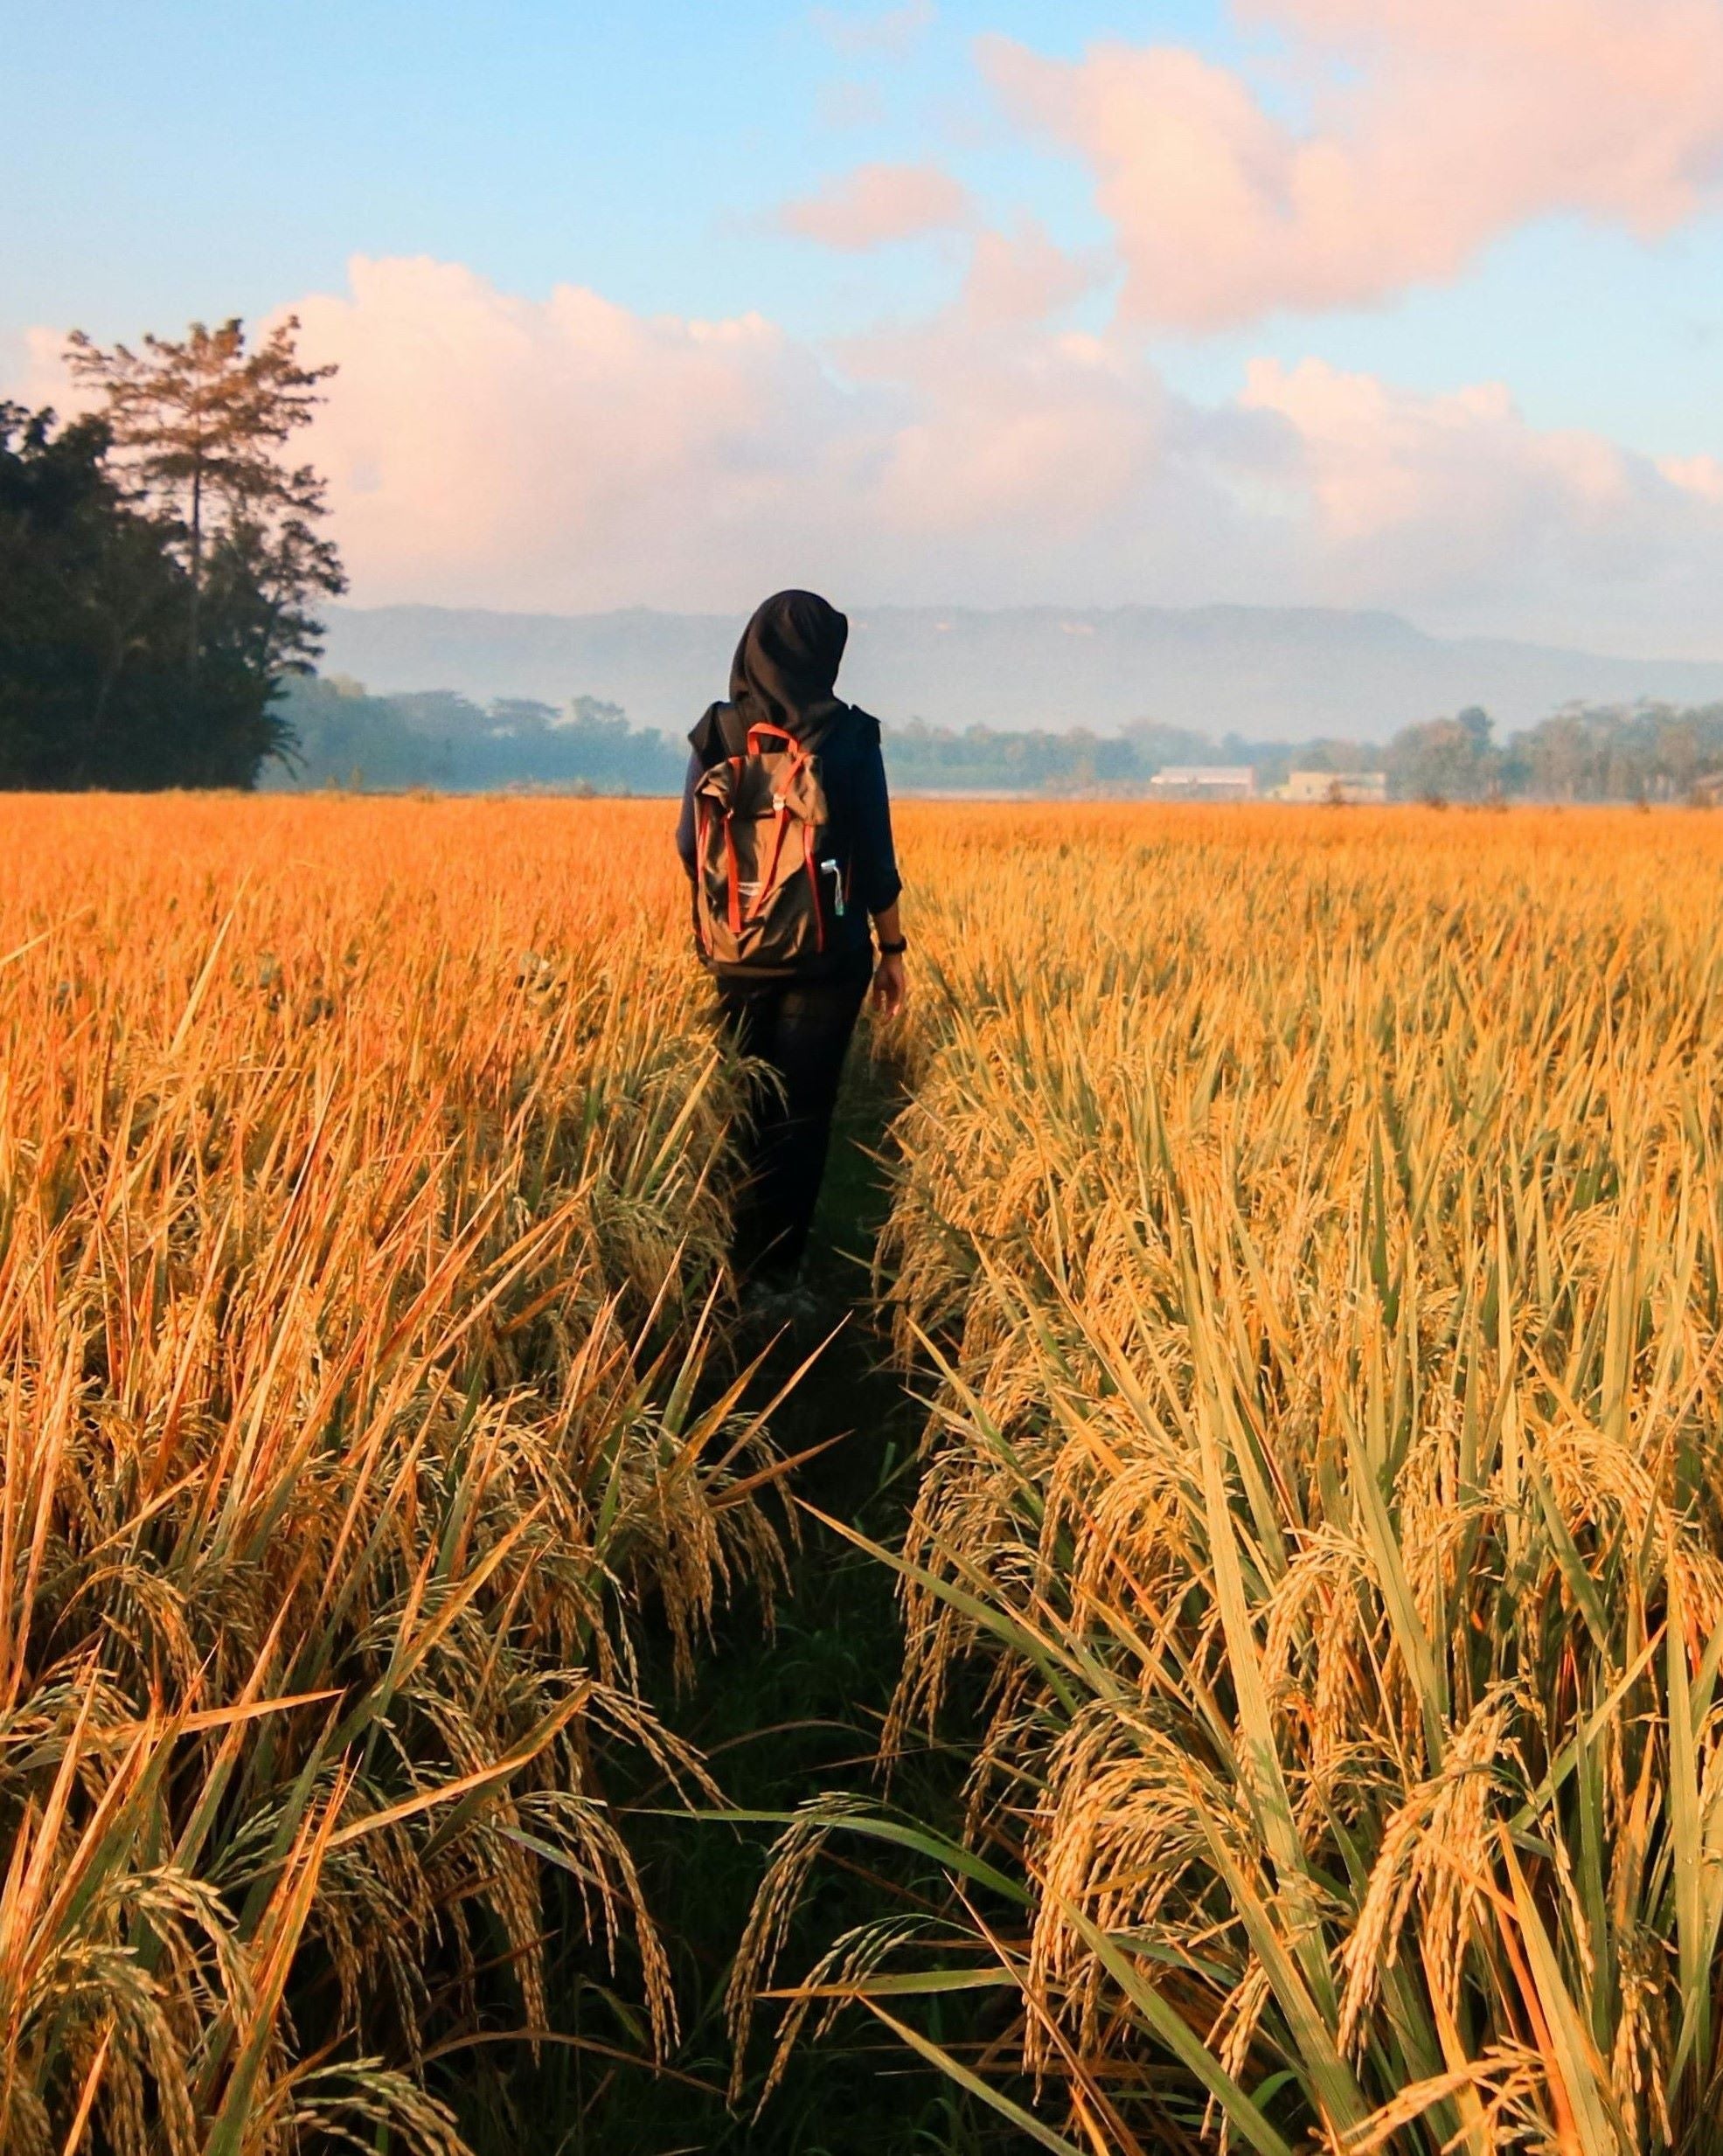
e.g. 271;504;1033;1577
878;706;1723;802
1382;702;1723;803
267;676;688;794
261;691;1723;802
1;319;343;788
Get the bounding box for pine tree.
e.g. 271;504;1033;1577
0;315;346;789
66;316;345;689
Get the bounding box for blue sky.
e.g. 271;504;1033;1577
8;0;1723;650
7;3;1211;343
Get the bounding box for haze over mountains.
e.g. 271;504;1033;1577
321;604;1723;743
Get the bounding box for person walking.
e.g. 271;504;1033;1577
676;590;906;1314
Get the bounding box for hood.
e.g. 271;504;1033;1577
728;589;849;736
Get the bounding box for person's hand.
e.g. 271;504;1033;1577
872;951;907;1020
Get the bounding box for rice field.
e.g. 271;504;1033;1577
753;803;1723;2155
0;797;782;2153
7;795;1723;2153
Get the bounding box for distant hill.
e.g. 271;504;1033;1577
320;603;1723;740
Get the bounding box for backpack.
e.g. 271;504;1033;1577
691;708;850;973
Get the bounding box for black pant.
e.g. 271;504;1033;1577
716;967;870;1281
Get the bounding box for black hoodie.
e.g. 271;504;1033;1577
726;588;849;737
677;591;901;962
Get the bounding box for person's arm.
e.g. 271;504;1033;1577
870;897;907;1018
674;749;701;882
853;725;907;1018
675;748;705;945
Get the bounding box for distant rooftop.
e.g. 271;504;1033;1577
1282;769;1388;803
1147;766;1258;795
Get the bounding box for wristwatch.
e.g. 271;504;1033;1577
877;936;907;955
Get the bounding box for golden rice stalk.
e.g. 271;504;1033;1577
0;797;783;2153
750;804;1723;2154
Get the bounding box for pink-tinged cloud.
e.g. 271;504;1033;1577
275;257;881;610
777;161;970;249
983;0;1723;328
268;256;1169;609
18;323;94;413
837;314;1164;539
1661;452;1723;503
281;257;1723;647
961;217;1101;324
1237;356;1723;631
24;255;1722;649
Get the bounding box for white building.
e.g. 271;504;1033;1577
1146;766;1257;801
1279;769;1388;805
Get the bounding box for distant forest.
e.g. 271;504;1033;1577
272;674;1723;806
267;676;690;794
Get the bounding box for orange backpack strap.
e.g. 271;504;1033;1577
721;808;743;934
746;799;790;923
802;821;825;954
746;721;804;766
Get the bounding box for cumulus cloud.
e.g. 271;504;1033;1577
776;161;970;249
1661;452;1723;503
983;0;1723;328
276;257;885;611
19;253;1723;650
960;217;1102;324
835;314;1165;545
263;254;1197;612
1240;355;1723;638
16;323;94;413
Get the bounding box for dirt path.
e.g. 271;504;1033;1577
457;1044;1025;2154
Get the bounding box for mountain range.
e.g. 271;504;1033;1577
319;604;1723;742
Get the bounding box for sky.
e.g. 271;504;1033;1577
7;0;1723;655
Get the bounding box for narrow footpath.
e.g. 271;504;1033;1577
459;1044;1029;2156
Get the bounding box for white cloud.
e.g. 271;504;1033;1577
777;161;970;249
1661;452;1723;503
960;217;1102;324
18;253;1723;654
983;0;1723;329
1240;356;1723;639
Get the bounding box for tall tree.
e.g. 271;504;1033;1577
2;315;344;791
66;316;344;688
1386;705;1501;802
0;403;191;787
